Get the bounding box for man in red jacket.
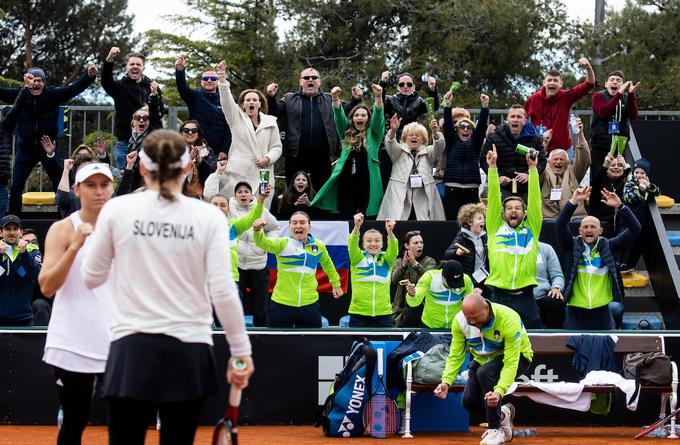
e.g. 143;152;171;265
525;58;595;152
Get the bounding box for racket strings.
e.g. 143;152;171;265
364;395;400;436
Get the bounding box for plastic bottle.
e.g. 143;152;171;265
513;428;538;437
570;111;580;135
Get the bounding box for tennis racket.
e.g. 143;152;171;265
362;347;400;438
635;406;680;439
212;359;247;445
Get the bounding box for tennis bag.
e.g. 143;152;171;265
315;339;377;437
622;352;672;386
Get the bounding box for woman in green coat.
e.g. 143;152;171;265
311;84;384;219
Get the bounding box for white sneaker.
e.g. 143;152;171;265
480;428;505;445
501;403;515;442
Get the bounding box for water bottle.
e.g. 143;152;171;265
513;428;538;437
570;111;580;135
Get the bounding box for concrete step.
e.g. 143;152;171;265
623;270;654;297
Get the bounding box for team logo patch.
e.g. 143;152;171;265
494;330;500;341
312;245;319;254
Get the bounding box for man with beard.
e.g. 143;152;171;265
556;186;639;330
483;144;543;329
540;117;591;219
525;58;595;153
0;66;97;215
102;47;165;169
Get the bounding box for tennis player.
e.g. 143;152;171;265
81;129;253;445
38;161;115;445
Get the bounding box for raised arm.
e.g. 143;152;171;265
39;220;90;296
174;55;196;106
52;65;97;103
216;60;240;126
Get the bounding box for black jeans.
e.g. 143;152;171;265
443;186;479;221
238;267;270;327
348;313;395;328
462;355;531;429
53;367;100;445
490;287;543;329
9;145;63;215
267;300;322;328
564;304;615;330
107;397;203;445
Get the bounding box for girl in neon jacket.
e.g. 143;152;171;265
347;213;398;327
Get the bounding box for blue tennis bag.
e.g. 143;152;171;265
315;339;377;437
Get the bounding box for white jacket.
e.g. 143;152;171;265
377;134;446;220
228;197;280;270
217;81;282;209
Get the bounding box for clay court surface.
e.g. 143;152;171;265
0;425;665;444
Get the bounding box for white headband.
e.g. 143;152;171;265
138;148;191;172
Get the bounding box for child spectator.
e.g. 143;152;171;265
275;171;316;221
347;213;398;327
444;203;489;294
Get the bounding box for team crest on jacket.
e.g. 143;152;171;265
312;245;318;254
494;330;500;341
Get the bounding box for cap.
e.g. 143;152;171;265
442;260;465;289
633;158;650;176
0;214;22;229
75;163;113;184
27;67;46;81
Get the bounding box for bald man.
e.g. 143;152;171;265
540;117;591;219
555;186;640;330
435;292;533;445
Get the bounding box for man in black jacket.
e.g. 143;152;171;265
0;66;97;216
480;105;546;201
102;47;164;170
175;55;230;157
266;68;360;190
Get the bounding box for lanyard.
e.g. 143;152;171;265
410;151;420;175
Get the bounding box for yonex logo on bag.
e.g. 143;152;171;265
337;415;355;437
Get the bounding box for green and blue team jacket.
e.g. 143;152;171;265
485;167;542;290
347;233;398;317
407;269;474;329
254;231;340;307
570;239;613;309
228;202;263;282
441;301;533;396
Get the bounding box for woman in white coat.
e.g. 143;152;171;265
377;115;446;220
212;60;282;209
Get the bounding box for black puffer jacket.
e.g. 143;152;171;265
442;106;488;184
480;122;546;177
444;229;488;278
0;71;94;152
379;80;439;138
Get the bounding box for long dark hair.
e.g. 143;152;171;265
344;104;371;151
282;170;316;205
179;119;208;147
141;130;187;201
398;230;423;258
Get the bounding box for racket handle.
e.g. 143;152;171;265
377;348;383;376
229;358;247;407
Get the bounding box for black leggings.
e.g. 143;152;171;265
107;397;204;445
53;367;99;445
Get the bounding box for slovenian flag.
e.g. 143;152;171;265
267;221;350;293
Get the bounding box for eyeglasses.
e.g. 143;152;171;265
457;124;473;131
301;75;319;80
398;82;414;88
181;128;199;134
202;76;218;81
133;115;149;122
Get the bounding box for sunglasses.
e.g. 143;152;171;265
457;124;473;131
133;115;149;122
301;75;319;80
181;128;199;134
202;76;218;81
398;82;414;88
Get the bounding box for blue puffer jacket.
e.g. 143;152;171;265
556;201;640;303
442;106;489;184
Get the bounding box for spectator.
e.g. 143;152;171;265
116;83;164;196
230;182;279;327
378;70;439;139
589;154;628;237
275;171;316;221
175;55;231;157
347;214;398;328
484;145;543;329
435;292;532;445
0;215;41;326
433;106;471;191
102;47;164;169
20;229;50;326
377;116;445;220
391;230;437;327
441;92;489;220
620;158;660;273
480;105;546;201
217;62;281;209
556;186;639;330
253;211;343;328
0;65;97;216
524;58;595;152
405;260;474;329
55;151;99;219
266;69;360;190
311;84;384;220
540;117;591;219
178;120;216;199
38;162;115;444
444;203;489;293
534;242;565;329
590;71;640;179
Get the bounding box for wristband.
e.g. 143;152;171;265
46;151;55;158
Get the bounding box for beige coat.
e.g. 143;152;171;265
377;134;446;220
540;139;591;219
217;82;282;209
